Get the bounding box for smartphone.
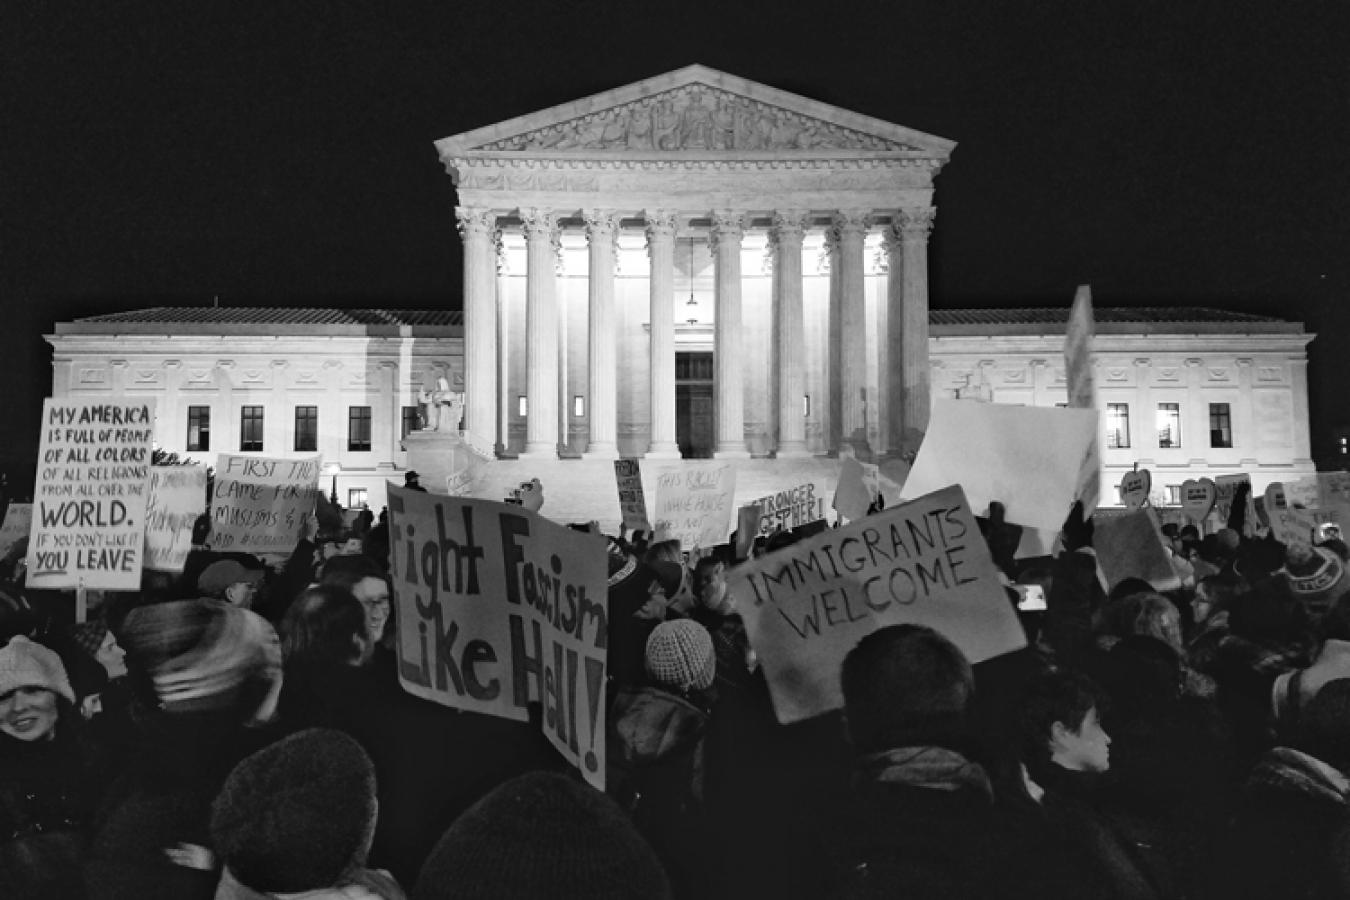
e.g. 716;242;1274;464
1318;523;1343;543
1013;584;1046;612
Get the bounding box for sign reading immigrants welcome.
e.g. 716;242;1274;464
28;398;156;591
387;487;610;790
727;484;1025;724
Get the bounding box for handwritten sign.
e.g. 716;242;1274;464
27;398;156;590
613;460;651;532
1092;509;1181;593
144;466;208;573
1181;478;1217;522
0;504;32;557
387;487;609;789
652;461;738;549
751;481;827;536
211;454;322;554
727;484;1025;724
1213;474;1254;534
901;400;1099;531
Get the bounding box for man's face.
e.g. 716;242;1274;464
341;538;364;556
1052;707;1111;773
225;579;260;609
352;576;391;643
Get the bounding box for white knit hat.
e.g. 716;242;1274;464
645;619;715;692
0;636;75;704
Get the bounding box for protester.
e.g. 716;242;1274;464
0;635;107;899
197;560;267;611
412;771;672;900
210;728;405;900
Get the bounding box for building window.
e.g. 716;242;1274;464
1209;403;1233;448
518;396;528;417
294;406;318;452
1167;485;1181;505
1106;403;1131;449
187;406;210;451
348;406;372;451
240;406;264;451
348;488;368;509
804;395;811;417
402;405;419;439
1157;403;1182;449
574;395;585;418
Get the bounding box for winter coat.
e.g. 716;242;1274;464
827;746;1081;900
0;717;108;900
214;865;406;900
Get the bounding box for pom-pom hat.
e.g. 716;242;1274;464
0;635;75;704
645;619;716;693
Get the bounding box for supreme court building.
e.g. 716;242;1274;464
44;67;1317;523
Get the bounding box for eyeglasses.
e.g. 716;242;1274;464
361;598;390;615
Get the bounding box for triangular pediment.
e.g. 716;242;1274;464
436;65;954;157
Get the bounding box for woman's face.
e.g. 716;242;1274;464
96;630;127;679
352;577;391;643
0;686;59;742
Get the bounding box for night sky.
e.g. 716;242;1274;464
4;1;1348;482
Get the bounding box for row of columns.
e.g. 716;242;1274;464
456;207;936;461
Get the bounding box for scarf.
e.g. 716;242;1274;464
858;746;993;801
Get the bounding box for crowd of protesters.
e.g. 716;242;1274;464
2;475;1350;899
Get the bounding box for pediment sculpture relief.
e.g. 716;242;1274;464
476;86;913;153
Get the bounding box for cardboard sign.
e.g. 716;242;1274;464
27;398;157;591
652;461;738;549
1119;469;1152;511
0;504;32;557
1092;509;1182;593
1272;505;1340;550
833;457;873;523
1180;478;1217;522
144;466;208;573
727;484;1025;724
211;454;322;554
1065;286;1103;514
387;488;609;789
613;459;651;532
900;399;1099;532
751;481;827;536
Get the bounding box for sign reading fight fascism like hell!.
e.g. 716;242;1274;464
28;398;157;591
727;484;1026;725
386;487;610;790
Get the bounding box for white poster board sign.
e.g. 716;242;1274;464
144;466;208;573
27;398;157;590
0;504;32;557
751;481;827;536
652;461;738;549
613;459;651;532
211;454;322;554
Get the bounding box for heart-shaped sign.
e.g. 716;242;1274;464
1119;469;1152;511
1180;478;1217;521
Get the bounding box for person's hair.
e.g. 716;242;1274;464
691;556;723;596
318;555;386;594
1197;572;1247;613
280;585;368;673
840;625;974;754
1094;592;1184;654
1019;669;1106;773
1107;577;1156;603
643;539;683;566
765;530;800;554
1099;635;1183;722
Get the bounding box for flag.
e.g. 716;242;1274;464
1065;285;1102;514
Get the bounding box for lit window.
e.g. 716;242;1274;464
348;406;372;451
1106;404;1130;449
574;395;585;418
348;488;368;509
187;406;210;451
240;406;264;452
518;396;528;417
1167;485;1181;505
294;406;317;452
1157;404;1182;449
1209;403;1232;449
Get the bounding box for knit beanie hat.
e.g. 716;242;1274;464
0;636;75;704
645;619;715;692
1284;546;1350;619
66;619;109;660
211;728;378;894
412;771;672;900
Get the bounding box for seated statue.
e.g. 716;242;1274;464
418;377;464;433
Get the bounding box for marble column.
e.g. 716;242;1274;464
1235;358;1258;466
583;210;619;458
1290;357;1314;464
896;207;936;454
824;225;843;455
835;210;871;457
712;211;750;458
520;208;560;459
771;211;810;458
456;207;498;458
494;230;510;457
377;361;397;468
645;210;681;458
883;226;906;457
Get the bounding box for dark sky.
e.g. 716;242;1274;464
4;1;1348;479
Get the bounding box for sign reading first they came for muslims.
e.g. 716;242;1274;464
727;484;1026;725
28;398;157;591
386;486;610;790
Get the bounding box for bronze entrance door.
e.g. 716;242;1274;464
676;352;714;459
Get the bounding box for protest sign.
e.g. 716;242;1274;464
211;454;322;554
613;459;651;532
727;484;1025;724
900;399;1099;531
832;457;873;523
1119;469;1151;511
751;481;827;536
652;461;738;549
1181;478;1217;523
1065;286;1103;514
1092;509;1181;593
387;487;609;789
27;398;156;591
1213;474;1255;534
143;466;208;573
1272;505;1339;549
0;504;32;557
